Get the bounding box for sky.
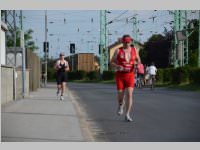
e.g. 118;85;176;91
13;10;199;59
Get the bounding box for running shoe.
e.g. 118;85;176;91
117;104;124;115
60;95;64;101
125;114;133;122
56;90;59;96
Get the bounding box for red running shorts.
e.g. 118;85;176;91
115;72;135;90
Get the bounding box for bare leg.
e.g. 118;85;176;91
118;90;125;105
57;84;61;92
126;87;134;115
61;82;66;96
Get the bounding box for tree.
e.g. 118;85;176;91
140;33;172;68
188;19;199;67
6;28;39;52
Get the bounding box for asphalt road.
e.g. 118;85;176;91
68;82;200;142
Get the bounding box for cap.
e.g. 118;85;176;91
122;36;132;43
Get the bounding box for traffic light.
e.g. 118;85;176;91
99;44;101;54
43;42;49;53
70;43;75;53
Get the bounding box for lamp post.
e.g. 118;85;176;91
44;10;48;87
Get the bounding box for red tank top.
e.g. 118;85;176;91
116;47;136;72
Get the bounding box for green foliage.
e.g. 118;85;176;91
47;67;56;80
67;71;77;80
163;68;173;83
102;71;115;81
189;68;200;84
188;19;199;67
171;67;189;84
141;34;171;68
76;70;87;80
6;28;38;52
67;70;99;81
188;49;198;67
87;71;100;80
157;67;200;85
156;69;164;83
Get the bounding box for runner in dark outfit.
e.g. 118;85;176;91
54;52;69;100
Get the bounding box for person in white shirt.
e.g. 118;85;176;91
149;62;157;89
149;62;157;75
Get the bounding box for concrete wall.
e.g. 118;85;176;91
16;69;29;100
26;49;41;91
1;65;30;105
1;22;7;65
1;65;14;104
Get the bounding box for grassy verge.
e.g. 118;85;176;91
167;83;200;92
156;82;200;92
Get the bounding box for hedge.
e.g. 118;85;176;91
189;68;200;84
156;69;164;83
87;71;100;80
157;67;200;85
102;71;115;81
163;68;173;83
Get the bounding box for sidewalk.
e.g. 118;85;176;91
1;83;93;142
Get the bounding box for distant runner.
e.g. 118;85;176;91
54;52;70;100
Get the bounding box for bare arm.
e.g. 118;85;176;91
65;61;70;72
110;49;123;70
135;48;141;64
54;60;59;70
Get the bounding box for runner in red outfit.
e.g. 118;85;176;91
111;35;141;122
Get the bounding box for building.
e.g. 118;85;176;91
108;38;144;64
1;21;8;65
66;53;99;72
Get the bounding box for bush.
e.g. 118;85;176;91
87;71;100;80
189;68;200;84
163;68;173;83
47;67;56;80
76;70;87;80
156;69;164;83
172;67;189;84
67;71;77;80
102;71;115;80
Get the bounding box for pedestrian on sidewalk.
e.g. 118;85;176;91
111;34;141;122
54;52;70;100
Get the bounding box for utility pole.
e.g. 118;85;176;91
174;10;185;68
185;10;189;65
20;10;26;98
44;10;48;87
132;15;138;45
179;10;185;67
100;10;106;75
4;10;17;100
13;10;17;66
173;10;178;68
198;10;200;67
104;11;108;71
179;10;184;67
